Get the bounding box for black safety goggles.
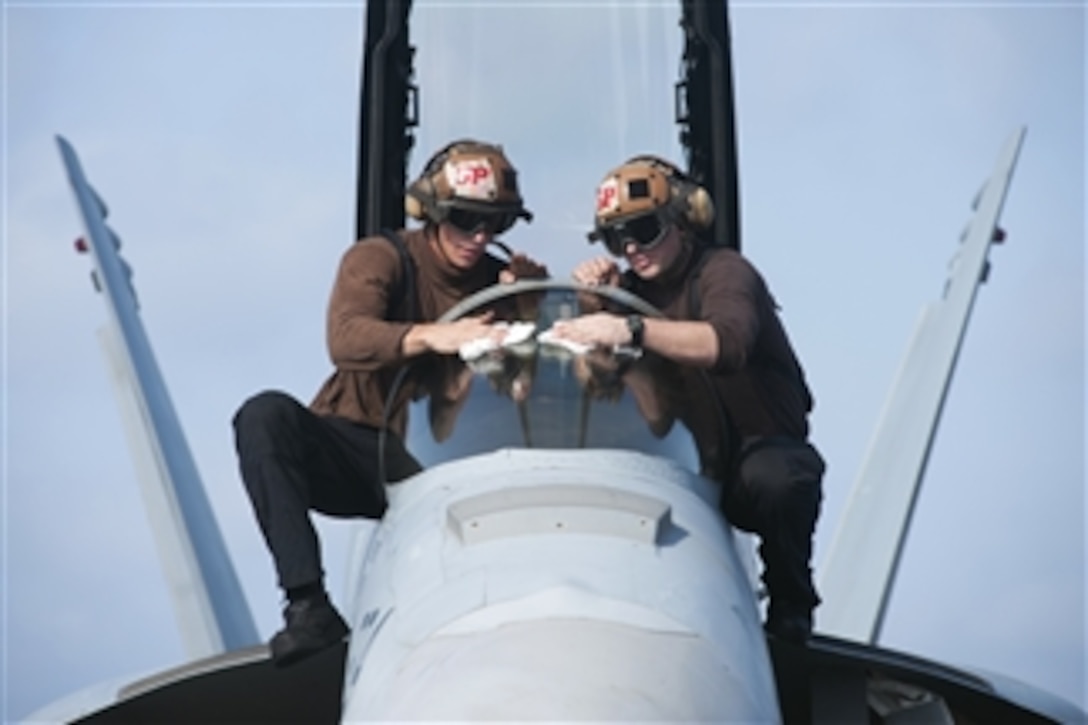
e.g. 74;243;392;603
447;207;517;236
597;212;670;257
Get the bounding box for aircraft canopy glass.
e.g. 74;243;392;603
384;282;732;482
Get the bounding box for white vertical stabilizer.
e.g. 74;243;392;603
818;128;1027;643
57;136;259;657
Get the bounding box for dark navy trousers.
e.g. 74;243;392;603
721;437;825;614
232;390;421;591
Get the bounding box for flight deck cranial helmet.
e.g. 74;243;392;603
405;139;533;235
588;155;715;256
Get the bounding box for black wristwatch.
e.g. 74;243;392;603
626;314;645;348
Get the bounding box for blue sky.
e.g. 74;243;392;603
3;1;1085;720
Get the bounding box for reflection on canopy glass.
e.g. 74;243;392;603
387;283;732;482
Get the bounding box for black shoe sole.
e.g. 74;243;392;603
271;632;347;668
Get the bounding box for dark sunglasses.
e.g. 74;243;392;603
598;213;669;256
447;207;517;236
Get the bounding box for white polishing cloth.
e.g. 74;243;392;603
459;321;538;361
537;328;592;356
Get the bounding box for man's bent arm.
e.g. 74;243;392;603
401;314;499;357
327;240;413;371
643;317;719;368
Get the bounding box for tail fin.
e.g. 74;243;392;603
56;136;260;657
817;128;1027;644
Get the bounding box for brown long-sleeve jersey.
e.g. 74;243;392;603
624;245;814;440
310;227;505;433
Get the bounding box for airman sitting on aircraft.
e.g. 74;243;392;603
552;155;824;643
233;139;547;666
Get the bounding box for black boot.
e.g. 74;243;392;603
269;593;349;667
764;598;813;645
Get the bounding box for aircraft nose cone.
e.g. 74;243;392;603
363;617;773;721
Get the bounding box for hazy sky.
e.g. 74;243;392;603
4;1;1085;720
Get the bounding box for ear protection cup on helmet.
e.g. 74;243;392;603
403;187;427;221
405;138;467;223
622;154;715;231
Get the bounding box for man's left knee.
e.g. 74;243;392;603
740;441;823;506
